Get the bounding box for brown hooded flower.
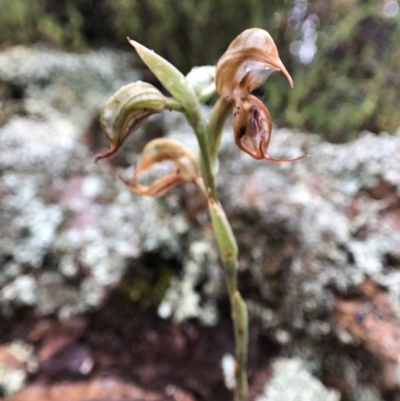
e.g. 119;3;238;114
216;28;293;99
121;138;202;197
215;28;307;162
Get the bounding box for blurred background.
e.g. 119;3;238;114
1;0;399;141
1;1;400;401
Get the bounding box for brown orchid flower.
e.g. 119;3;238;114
215;28;307;162
121;138;203;197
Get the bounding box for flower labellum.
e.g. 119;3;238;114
216;28;293;99
233;95;307;162
121;138;202;197
214;28;307;162
94;81;167;162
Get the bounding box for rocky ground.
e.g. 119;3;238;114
1;45;400;401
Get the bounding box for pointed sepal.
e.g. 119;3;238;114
128;38;198;112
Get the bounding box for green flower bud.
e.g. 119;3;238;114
95;81;166;162
186;66;216;102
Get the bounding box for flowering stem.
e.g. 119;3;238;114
206;96;232;169
209;199;249;401
184;100;249;401
165;97;185;111
102;30;295;401
183;106;217;200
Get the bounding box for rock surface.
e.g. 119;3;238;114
256;358;340;401
1;46;400;400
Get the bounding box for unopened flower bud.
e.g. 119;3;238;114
216;28;293;99
186;66;216;102
95;81;167;162
122;138;201;197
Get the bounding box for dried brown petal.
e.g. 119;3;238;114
121;138;201;197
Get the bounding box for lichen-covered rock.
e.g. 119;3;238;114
0;46;209;318
0;342;37;396
0;46;139;128
256;358;340;401
218;127;400;325
158;239;221;325
214;127;400;397
2;45;400;399
164;120;400;398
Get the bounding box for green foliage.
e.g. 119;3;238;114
1;0;399;141
109;0;290;73
266;0;400;141
0;0;84;50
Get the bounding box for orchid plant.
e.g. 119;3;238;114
95;28;306;401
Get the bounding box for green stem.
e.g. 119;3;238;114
209;199;249;401
206;96;232;169
165;97;185;111
183;95;249;401
232;291;249;401
184;104;217;200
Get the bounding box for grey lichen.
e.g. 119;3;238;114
0;46;139;128
0;46;201;317
219;128;400;332
158;239;221;325
256;358;340;401
0;341;37;396
322;354;384;401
